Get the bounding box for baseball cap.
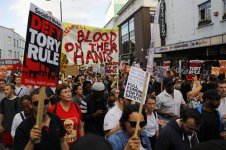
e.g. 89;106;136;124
92;82;105;91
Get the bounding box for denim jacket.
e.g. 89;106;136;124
108;130;152;150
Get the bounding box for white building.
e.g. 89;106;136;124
156;0;226;62
0;26;25;60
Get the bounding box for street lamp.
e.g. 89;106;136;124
45;0;62;21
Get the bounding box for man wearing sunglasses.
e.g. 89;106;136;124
155;109;201;150
14;88;69;150
108;104;152;150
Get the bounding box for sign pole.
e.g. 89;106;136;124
35;87;47;143
134;72;149;137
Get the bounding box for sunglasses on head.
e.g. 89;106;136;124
33;99;50;107
128;120;147;128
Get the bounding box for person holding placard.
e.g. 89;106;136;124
108;104;151;150
14;88;68;150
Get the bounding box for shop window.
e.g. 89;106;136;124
198;1;211;26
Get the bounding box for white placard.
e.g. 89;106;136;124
124;67;150;104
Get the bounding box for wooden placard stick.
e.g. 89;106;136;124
134;72;149;137
36;87;47;128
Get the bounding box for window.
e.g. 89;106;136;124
150;10;155;23
223;0;226;19
14;39;16;47
17;40;19;48
224;0;226;13
198;1;211;26
8;36;11;45
8;50;12;58
14;51;17;58
120;18;136;55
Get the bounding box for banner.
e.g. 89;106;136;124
211;67;220;76
146;2;160;74
219;60;226;73
124;67;150;104
62;23;119;67
21;3;63;87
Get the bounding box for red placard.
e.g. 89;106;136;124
21;3;63;87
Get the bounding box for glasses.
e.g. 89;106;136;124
33;99;50;107
185;125;199;132
128;120;147;128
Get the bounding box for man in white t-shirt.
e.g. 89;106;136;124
156;77;186;123
103;91;131;138
14;76;29;98
217;80;226;130
144;95;159;150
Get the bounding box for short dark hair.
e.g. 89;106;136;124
73;83;82;92
181;109;202;126
55;83;71;96
120;104;147;131
21;95;32;103
108;92;115;97
0;78;6;83
5;83;15;90
146;95;156;103
218;80;226;86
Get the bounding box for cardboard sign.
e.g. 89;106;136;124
105;62;118;75
21;3;63;87
211;67;220;76
155;66;167;83
219;60;226;73
62;23;119;66
124;66;149;104
163;61;170;70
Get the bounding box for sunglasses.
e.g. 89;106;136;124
128;120;147;128
33;99;50;107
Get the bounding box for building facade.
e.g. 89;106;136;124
104;0;160;67
0;26;25;60
156;0;226;68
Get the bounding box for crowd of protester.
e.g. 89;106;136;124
0;67;226;150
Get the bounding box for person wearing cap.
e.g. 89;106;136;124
83;82;107;136
155;77;186;124
197;89;226;142
217;80;226;130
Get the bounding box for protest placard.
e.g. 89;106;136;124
188;60;203;75
124;66;150;104
105;62;118;75
21;3;63;87
62;23;119;66
211;67;220;76
155;66;167;83
219;60;226;73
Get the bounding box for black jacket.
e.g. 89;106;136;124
155;119;199;150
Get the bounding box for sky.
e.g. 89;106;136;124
0;0;110;38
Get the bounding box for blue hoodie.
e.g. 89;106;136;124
155;119;199;150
